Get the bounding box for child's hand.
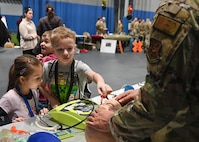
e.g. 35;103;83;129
36;54;43;61
12;117;26;123
39;108;49;115
98;84;112;98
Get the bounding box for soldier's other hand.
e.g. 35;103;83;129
86;106;114;132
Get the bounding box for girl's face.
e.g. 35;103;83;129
54;38;76;66
22;65;42;92
25;10;33;20
40;34;53;55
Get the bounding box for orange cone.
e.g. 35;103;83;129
132;41;143;52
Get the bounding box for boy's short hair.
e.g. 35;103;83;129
51;26;76;47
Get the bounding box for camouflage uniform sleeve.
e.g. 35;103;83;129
109;0;199;141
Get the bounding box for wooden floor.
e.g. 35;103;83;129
0;48;147;98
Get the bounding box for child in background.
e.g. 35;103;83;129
39;26;112;109
36;30;57;64
0;54;48;123
36;30;57;106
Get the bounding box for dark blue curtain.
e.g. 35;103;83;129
22;0;114;35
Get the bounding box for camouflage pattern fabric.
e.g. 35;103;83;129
96;19;107;35
110;0;199;141
144;19;152;48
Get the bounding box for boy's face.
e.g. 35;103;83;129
40;34;53;55
54;37;76;66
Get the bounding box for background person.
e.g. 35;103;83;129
115;19;124;34
34;4;64;56
95;17;101;34
0;15;11;47
36;30;57;107
16;15;23;45
37;4;63;37
36;30;56;64
85;0;199;141
96;17;107;35
19;7;38;55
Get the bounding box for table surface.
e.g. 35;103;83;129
0;83;144;141
0;117;86;142
76;35;86;38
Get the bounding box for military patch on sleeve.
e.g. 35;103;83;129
147;38;162;63
154;14;182;36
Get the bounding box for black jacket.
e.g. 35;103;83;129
0;18;10;47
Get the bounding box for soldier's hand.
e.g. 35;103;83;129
115;89;141;106
86;105;115;132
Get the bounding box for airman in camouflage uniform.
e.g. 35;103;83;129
85;0;199;142
138;19;145;41
96;17;107;35
115;20;124;34
143;18;152;50
129;17;138;36
133;18;140;40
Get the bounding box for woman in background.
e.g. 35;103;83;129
37;4;63;37
19;7;38;55
33;4;64;56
